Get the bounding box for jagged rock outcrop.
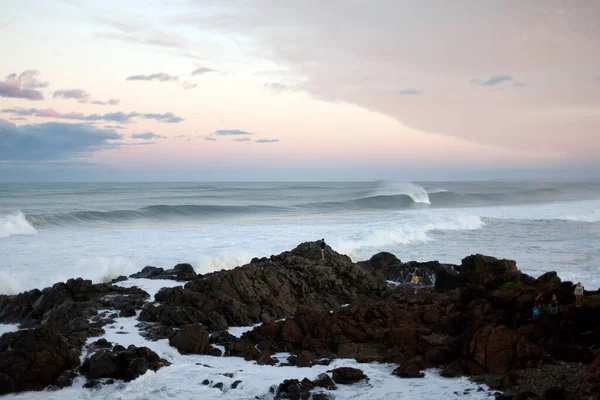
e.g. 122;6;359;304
169;324;222;355
139;241;387;331
129;263;197;281
80;344;168;382
359;252;459;286
0;327;81;394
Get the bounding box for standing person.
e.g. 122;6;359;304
320;238;326;261
575;282;584;308
411;274;419;294
550;294;559;314
535;293;544;310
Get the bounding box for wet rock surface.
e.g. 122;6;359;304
1;241;599;399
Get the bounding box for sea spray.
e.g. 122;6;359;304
0;211;38;239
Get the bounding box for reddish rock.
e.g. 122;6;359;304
465;325;545;375
169;324;220;355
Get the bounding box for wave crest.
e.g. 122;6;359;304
371;181;431;204
0;211;38;239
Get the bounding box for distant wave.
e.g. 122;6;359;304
0;212;38;239
24;204;285;227
7;182;596;230
371;181;431;204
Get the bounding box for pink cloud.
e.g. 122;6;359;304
91;99;121;106
53;89;91;102
0;70;47;100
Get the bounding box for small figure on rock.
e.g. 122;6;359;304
575;282;584;308
320;238;326;261
411;274;419;294
532;305;539;318
535;293;543;310
550;293;559;314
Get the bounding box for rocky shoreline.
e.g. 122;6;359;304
1;241;599;399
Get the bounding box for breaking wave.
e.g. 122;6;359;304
0;211;38;239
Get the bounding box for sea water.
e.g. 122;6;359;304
0;180;599;399
1;181;599;294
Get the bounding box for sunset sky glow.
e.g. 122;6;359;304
1;0;599;181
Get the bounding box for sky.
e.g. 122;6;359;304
0;0;599;181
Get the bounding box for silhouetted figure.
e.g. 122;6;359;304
320;238;326;261
550;293;558;314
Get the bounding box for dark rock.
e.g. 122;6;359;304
83;379;100;389
311;394;333;400
543;387;565;400
202;379;210;385
435;267;463;292
213;382;224;390
275;379;312;399
80;344;168;382
392;362;425;378
110;276;128;284
210;330;237;346
0;327;80;394
463;325;545;375
359;252;455;286
119;307;136;318
329;367;368;384
129;266;165;279
257;350;278;366
138;324;175;341
169;324;221;355
231;380;242;389
312;373;336;390
55;370;78;388
460;254;521;288
112;344;126;352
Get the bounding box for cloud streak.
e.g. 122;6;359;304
191;67;215;75
126;73;178;82
471;75;513;86
1;108;184;123
215;129;253;136
131;132;166;139
398;89;422;95
91;99;120;106
255;138;279;143
0;118;122;161
0;70;47;100
182;81;197;90
53;89;91;102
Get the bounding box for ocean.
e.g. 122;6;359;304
1;180;599;294
1;180;599;399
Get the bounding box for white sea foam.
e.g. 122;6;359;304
0;211;38;239
0;323;20;336
2;311;491;400
335;214;484;259
228;322;262;338
372;181;431;204
115;278;184;299
0;270;23;295
194;251;257;275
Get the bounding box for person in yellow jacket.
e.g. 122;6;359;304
411;274;419;294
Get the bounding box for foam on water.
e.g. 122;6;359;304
0;211;38;239
115;278;184;299
0;323;20;336
1;302;491;400
335;214;484;259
